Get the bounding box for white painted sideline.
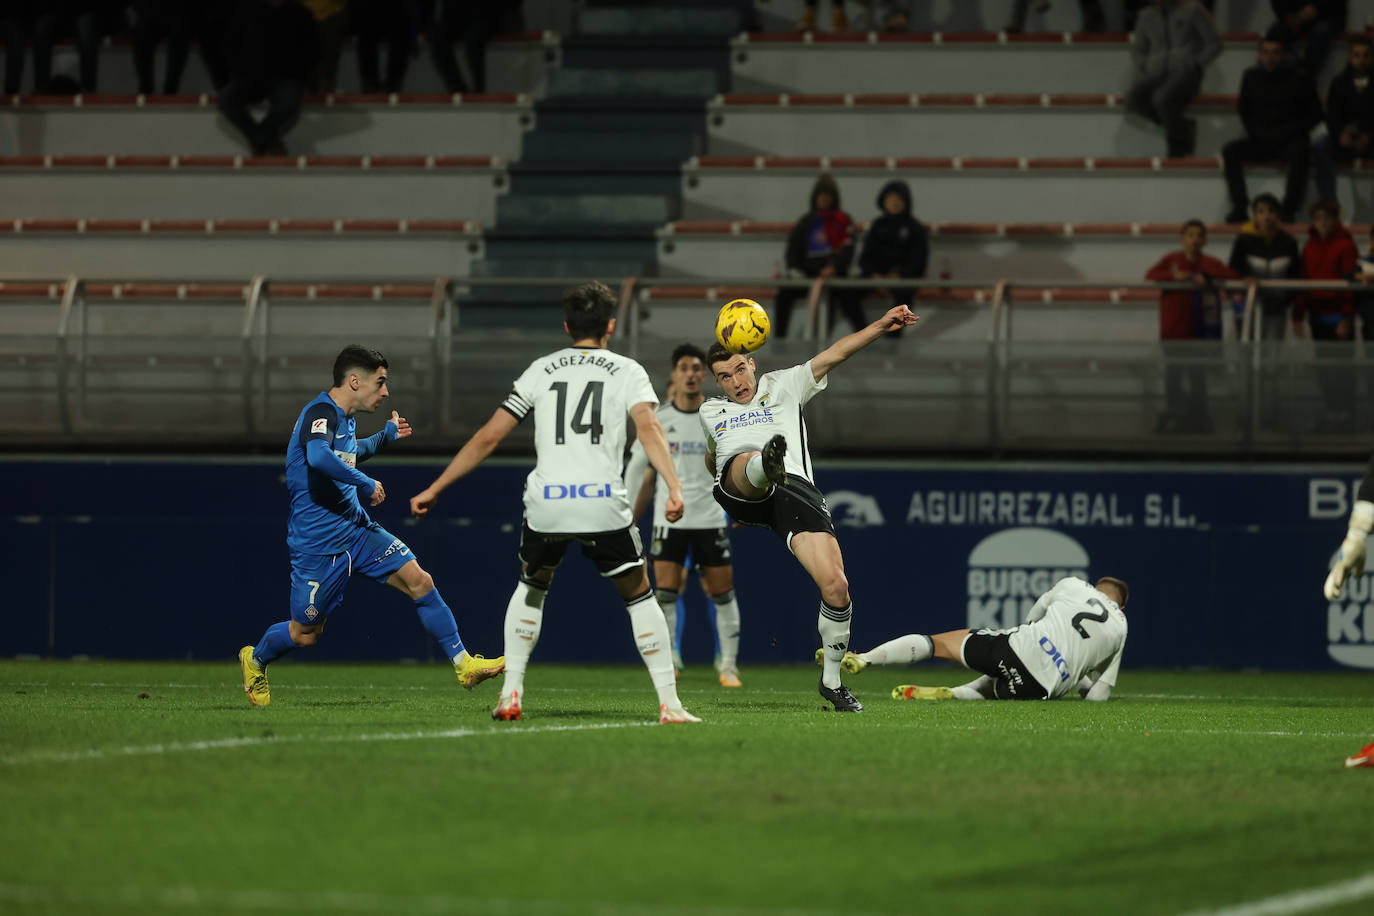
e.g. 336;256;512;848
0;720;657;767
0;882;869;916
1179;872;1374;916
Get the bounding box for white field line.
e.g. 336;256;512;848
4;681;1368;704
3;717;1368;769
1179;872;1374;916
0;720;657;767
0;882;876;916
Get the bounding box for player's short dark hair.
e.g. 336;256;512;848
706;341;737;371
1353;35;1373;51
670;343;706;368
563;281;617;340
1181;218;1206;236
1096;577;1129;608
332;345;388;387
1252;193;1281;215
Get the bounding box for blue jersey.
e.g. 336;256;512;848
285;392;396;556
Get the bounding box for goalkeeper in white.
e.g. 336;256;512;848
1323;494;1374;599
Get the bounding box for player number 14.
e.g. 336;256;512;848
550;381;605;445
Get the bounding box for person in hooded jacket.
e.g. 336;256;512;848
774;174;862;339
857;180;928;329
1297;198;1359;429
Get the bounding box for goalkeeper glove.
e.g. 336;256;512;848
1324;499;1374;599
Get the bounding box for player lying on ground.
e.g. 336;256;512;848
625;342;746;687
239;345;504;707
823;576;1128;701
1320;457;1374;768
705;303;919;712
411;282;700;724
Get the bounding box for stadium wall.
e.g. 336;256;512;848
4;457;1371;674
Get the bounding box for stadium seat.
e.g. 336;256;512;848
0;219;483;279
679;155;1374;224
0;154;508;222
728;32;1347;95
706;93;1243;158
0;94;533;157
655;219;1365;281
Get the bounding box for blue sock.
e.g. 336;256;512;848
253;621;297;667
415;589;465;661
675;595;687;648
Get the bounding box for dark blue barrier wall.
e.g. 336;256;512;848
3;458;1372;671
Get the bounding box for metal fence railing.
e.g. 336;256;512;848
4;273;1374;455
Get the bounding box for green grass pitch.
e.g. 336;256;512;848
1;660;1372;916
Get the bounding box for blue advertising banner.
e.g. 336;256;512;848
3;458;1371;672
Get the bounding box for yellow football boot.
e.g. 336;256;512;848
239;646;270;707
454;652;505;690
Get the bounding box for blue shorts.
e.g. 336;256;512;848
289;523;416;625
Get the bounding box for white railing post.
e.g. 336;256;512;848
55;275;84;435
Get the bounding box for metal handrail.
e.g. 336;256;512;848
54;276;83;436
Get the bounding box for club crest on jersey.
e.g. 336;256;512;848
305;605;318;620
310;418;329;435
713;420;728;438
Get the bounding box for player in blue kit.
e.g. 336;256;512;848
238;345;504;706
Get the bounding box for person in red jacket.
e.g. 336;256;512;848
1298;198;1359;431
1145;219;1238;433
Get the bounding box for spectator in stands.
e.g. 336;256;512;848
857;180;928;326
1297;198;1358;430
131;0;191;95
217;0;319;156
1145;219;1238;433
355;0;416;94
1313;36;1374;203
30;0;114;94
2;1;38;94
1125;0;1213;31
431;0;514;94
1229;193;1303;338
774;174;862;339
1126;0;1222;157
796;0;846;32
1004;0;1107;33
299;0;346;95
1350;229;1374;341
1268;0;1346;77
1222;37;1323;224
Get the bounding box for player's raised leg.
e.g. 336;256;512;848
790;530;862;712
384;554;505;689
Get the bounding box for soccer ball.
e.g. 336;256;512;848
715;299;771;354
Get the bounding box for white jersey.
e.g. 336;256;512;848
502;346;657;533
623;401;725;530
700;361;828;486
1006;577;1127;699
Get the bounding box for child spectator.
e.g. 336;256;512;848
1228;193;1303;338
773;174;861;338
1144;219;1238;432
857;179;928;323
1312;36;1374;202
1298;198;1358;430
1222;37;1322;224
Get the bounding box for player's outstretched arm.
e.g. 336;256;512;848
809;304;918;382
630;402;684;523
1326;497;1374;599
410;408;518;518
356;410;412;462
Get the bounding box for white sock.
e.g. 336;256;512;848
654;588;679;651
744;453;770;488
628;590;682;708
861;634;932;666
711;589;741;669
817;599;853;689
501;579;546;700
952;676;993;700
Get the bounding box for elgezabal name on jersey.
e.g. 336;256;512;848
906;489;1195;529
